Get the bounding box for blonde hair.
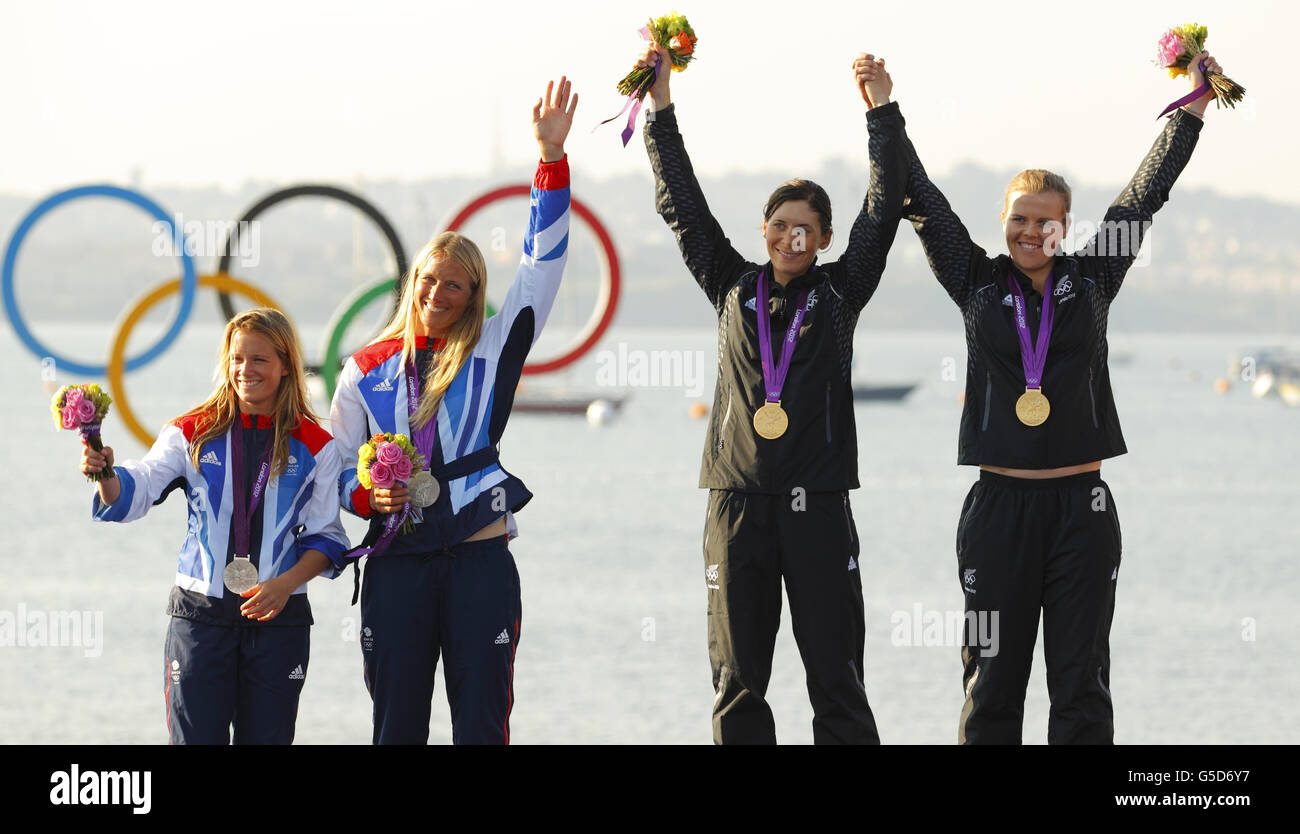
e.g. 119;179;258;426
369;231;488;429
179;307;316;479
1003;169;1072;216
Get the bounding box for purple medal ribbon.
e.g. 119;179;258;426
1158;59;1210;118
229;415;275;564
596;28;659;147
1008;272;1057;390
404;359;439;471
755;270;810;403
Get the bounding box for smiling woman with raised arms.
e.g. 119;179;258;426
639;41;907;744
857;51;1226;744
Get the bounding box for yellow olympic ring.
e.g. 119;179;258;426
108;273;284;448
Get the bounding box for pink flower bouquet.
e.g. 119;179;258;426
52;384;114;482
356;432;425;534
1154;23;1245;110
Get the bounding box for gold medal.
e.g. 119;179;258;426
1015;387;1050;426
753;401;788;439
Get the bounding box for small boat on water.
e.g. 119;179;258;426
514;387;630;415
852;383;918;402
1231;348;1300;407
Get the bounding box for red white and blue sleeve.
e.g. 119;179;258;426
90;424;189;523
297;433;351;575
476;156;571;357
330;356;377;520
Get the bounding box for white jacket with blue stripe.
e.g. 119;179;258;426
91;413;350;616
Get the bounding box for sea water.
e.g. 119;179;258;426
2;321;1297;744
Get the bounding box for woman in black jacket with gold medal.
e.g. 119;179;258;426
640;42;906;744
857;53;1226;743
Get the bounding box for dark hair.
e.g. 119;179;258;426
763;179;832;234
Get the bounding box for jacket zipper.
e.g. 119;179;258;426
981;372;992;432
825;382;832;444
718;389;732;451
1089;368;1100;428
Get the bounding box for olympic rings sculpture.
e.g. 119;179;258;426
5;181;621;448
2;185;198;378
109;274;283;447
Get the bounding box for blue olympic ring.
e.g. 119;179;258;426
2;185;197;377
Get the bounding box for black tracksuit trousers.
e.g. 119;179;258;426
704;489;880;744
956;470;1122;744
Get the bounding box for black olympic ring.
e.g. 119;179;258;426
215;184;409;372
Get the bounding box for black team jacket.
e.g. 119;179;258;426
645;101;908;493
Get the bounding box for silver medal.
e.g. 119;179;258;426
409;470;440;508
223;555;259;594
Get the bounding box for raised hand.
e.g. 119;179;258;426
533;76;578;162
852;53;892;109
81;441;121;505
80;441;113;477
1184;51;1223;117
638;42;673;111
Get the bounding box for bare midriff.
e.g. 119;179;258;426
978;461;1102;479
463;516;508;542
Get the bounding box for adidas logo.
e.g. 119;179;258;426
372;378;394;392
1002;293;1013;307
1111;566;1118;581
847;556;857;571
745;297;758;311
289;665;305;680
199;451;221;465
494;630;510;645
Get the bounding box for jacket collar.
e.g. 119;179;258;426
759;259;821;294
238;413;273;429
1000;255;1068;297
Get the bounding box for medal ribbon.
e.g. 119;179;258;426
229;415;275;562
405;358;439;468
755;270;810;403
1008;272;1057;390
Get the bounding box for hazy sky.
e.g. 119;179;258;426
1;0;1287;203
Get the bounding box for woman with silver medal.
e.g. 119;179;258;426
640;41;908;744
329;77;578;745
865;52;1227;743
80;309;350;743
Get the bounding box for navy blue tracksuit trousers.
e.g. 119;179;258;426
359;536;521;745
163;616;310;745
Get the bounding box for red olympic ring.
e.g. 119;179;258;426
443;186;620;375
